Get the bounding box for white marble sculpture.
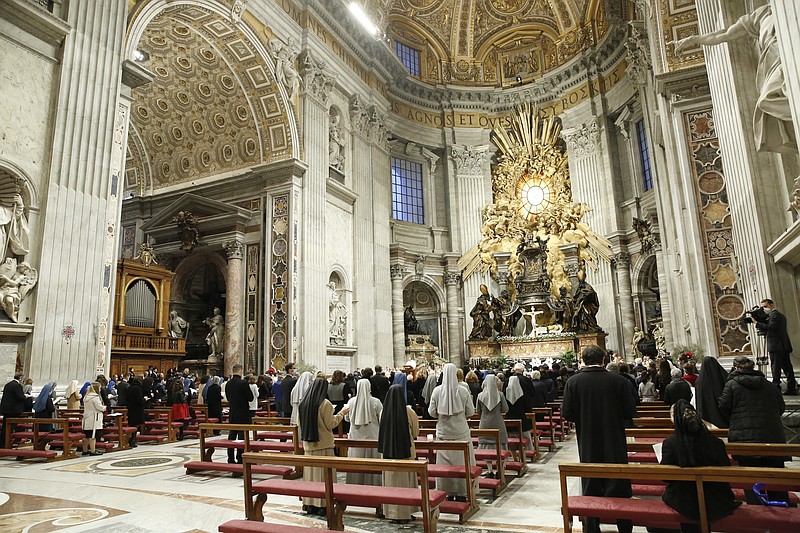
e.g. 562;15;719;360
204;307;225;361
328;281;347;346
0;258;37;323
329;113;345;171
675;5;795;153
269;36;300;100
631;326;646;358
169;310;188;339
0;185;30;257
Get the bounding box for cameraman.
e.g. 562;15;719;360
749;298;797;395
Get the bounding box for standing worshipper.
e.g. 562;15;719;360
344;379;383;484
718;355;789;503
126;377;146;447
695;356;729;428
81;382;106;456
370;365;391;403
562;345;637;533
225;364;254;464
428;363;476;500
290;371;313;425
660;400;739;532
752;298;797;394
476;374;508;478
465;371;481;405
272;374;283;415
663;368;693;406
421;367;437;418
205;377;223;435
170;380;190;440
116;374;129;407
281;363;298;418
392;371;414;405
33;381;57;432
505;374;534;451
0;373;26;444
298;378;349;516
379;384;420;523
327;370;352;417
247;375;259;419
65;380;82;410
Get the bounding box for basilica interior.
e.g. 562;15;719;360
1;0;800;531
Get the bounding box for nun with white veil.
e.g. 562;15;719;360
421;367;438;418
289;371;313;425
344;378;383;484
505;374;534;452
428;363;476;498
476;374;508;478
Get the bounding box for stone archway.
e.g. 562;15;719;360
403;279;443;348
633;254;660;329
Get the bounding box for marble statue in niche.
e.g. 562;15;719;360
328;281;347;345
0;259;37;323
269;36;300;100
0;181;30;257
204;307;225;360
169;310;188;338
173;211;203;253
468;284;498;340
571;269;602;332
404;305;422;335
329;112;345;171
631;326;646;358
676;5;795;153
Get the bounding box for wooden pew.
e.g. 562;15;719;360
2;417;79;461
243;452;445;532
185;423;301;478
528;408;556;452
559;462;800;533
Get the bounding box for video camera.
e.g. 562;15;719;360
741;305;768;333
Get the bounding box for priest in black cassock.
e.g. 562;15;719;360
562;345;637;533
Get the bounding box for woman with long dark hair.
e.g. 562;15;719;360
298;378;349;516
169;380;190;440
660;400;739;531
379;383;419;523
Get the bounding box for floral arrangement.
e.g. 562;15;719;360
496;331;576;343
672;344;705;362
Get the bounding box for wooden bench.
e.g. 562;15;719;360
2;417;79;461
185;423;300;478
469;428;508;496
144;408;183;442
528;408;556;452
243;452;445;532
559;462;800;533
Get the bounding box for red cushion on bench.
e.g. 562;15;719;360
185;461;292;477
568;496;688;527
478;477;503;490
253;479;447;508
712;505;800;533
427;464;483;479
439;500;471;515
627;452;658;463
219;519;340;533
0;448;57;459
474;449;511;460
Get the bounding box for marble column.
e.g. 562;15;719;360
652;241;673;351
28;1;127;383
444;271;463;363
390;264;406;366
695;0;800;329
451;145;491;329
298;50;336;372
223;240;244;377
614;252;636;357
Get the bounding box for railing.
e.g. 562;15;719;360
112;334;186;354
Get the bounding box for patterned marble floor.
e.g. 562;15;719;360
0;436;580;533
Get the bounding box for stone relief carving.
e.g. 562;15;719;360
625;25;651;86
390;264;405;280
329;112;346;171
223;239;244;260
451;145;490;175
790;176;800;215
633;217;658;253
349;95;371;134
268;36;301;101
0;178;30;258
328;281;347;346
676;5;795;153
443;271;461;286
562;119;601;158
230;0;248;24
0;259;37;323
300;50;336;103
368;108;389;149
204;307;225;361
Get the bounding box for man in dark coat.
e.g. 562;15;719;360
116;374;129;407
370;365;391;403
753;298;797;394
662;368;693;406
126;377;147;448
225;363;254;463
719;355;787;503
0;373;26;445
280;363;297;419
563;346;637;533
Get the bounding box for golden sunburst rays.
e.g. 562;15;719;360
491;103;562;161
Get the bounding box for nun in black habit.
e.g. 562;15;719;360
695;356;729;428
378;384;420;522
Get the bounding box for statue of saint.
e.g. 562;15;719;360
468;284;497;340
173;211;203;253
204;307;225;360
631;326;647;358
404;305;422;335
169;310;188;339
329;114;345;171
496;289;521;336
0;187;30;258
0;259;37;323
675;5;795;153
571;270;602;332
328;281;347;345
269;36;300;100
548;286;574;331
